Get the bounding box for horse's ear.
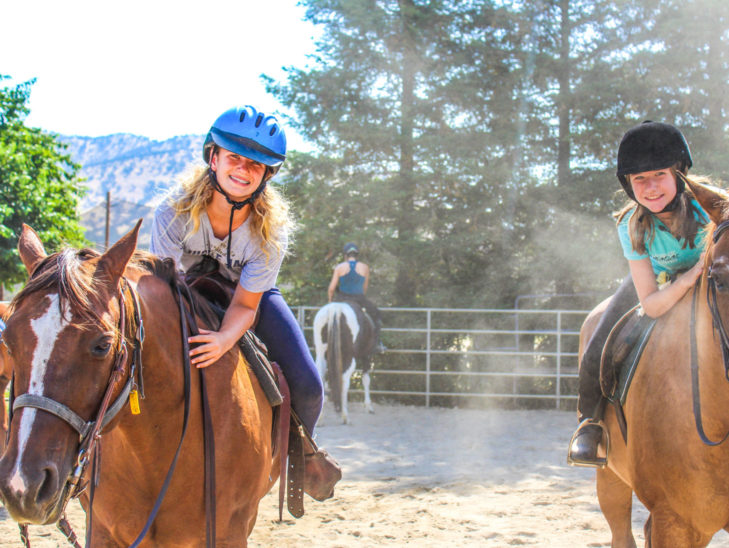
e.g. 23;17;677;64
18;224;47;276
686;178;728;224
95;219;143;286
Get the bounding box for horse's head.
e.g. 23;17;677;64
687;179;729;292
0;221;141;525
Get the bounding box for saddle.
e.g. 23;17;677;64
185;257;341;519
600;305;657;442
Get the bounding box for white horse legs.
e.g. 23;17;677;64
362;371;374;414
341;358;356;424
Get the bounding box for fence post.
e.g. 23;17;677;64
426;309;431;408
556;311;562;409
296;305;305;329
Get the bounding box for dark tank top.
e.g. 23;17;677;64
338;260;365;294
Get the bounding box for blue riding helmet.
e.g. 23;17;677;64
203;106;287;175
343;242;359;256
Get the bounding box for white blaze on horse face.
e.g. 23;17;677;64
9;293;69;494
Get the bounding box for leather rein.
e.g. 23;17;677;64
10;277;216;547
690;219;729;445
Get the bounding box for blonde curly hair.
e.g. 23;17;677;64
170;162;294;260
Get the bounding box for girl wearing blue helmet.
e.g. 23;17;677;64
151;105;340;500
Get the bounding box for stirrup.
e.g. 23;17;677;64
567;419;609;469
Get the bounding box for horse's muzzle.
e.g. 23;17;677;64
0;449;70;525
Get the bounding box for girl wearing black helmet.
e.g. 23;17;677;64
568;121;716;467
151;105;340;499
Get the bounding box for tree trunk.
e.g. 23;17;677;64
394;0;418;306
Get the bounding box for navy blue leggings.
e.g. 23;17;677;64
254;288;323;434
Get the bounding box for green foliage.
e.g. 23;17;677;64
271;0;729;311
0;76;86;289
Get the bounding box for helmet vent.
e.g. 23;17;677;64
240;111;246;122
269;126;277;136
255;114;263;128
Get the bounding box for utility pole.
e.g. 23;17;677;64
105;191;111;250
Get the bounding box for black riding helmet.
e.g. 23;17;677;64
616;121;692;202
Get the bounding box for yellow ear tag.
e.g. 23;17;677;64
129;390;141;415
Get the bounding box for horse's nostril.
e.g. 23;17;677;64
35;466;59;505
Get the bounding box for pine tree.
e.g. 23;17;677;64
269;0;533;307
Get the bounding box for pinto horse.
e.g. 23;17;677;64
583;180;729;547
313;301;375;424
0;223;277;546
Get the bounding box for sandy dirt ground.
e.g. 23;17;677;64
2;402;729;547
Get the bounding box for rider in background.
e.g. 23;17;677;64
328;242;386;353
150;105;340;498
568;121;714;467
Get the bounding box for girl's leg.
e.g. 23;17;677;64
569;275;638;466
254;288;323;434
577;275;638;421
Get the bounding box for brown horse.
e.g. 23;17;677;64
0;302;11;448
583;180;729;547
0;223;277;546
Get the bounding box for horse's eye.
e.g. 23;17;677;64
91;338;113;358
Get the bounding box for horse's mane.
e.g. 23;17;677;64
10;247;220;347
698;220;726;275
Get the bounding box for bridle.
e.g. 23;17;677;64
8;270;218;547
690;219;729;445
9;278;144;548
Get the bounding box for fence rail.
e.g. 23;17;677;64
0;301;588;410
293;305;589;410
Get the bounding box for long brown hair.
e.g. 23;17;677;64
614;168;710;255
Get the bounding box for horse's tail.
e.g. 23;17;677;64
326;306;344;413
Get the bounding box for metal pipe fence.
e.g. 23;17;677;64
1;301;588;410
293;305;589;410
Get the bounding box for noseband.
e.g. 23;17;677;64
9;279;144;547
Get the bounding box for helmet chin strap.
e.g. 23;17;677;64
207;167;267;268
658;190;682;214
657;170;687;214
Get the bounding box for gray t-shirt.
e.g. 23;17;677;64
150;196;287;293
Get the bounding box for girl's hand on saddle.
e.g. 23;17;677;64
188;328;236;368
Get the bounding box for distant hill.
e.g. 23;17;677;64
61;134;205;250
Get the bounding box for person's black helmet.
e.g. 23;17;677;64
616;121;692;200
343;242;359;256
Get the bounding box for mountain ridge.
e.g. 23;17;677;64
62;133;205;249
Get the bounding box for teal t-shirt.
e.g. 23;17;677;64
617;199;709;276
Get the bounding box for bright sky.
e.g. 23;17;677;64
2;0;319;150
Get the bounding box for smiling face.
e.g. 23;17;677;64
629;168;678;214
210;147;267;201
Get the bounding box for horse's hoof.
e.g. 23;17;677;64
366;406;375;414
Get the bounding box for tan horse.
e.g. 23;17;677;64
583;180;729;547
0;223;277;546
